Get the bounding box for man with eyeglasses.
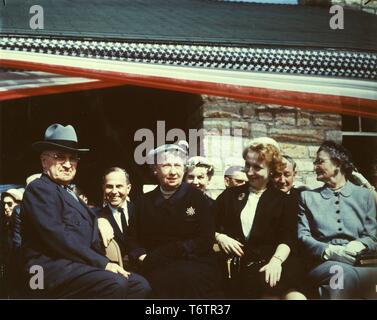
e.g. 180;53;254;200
19;123;150;299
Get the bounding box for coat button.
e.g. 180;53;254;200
337;219;341;223
336;210;340;214
338;228;342;231
335;201;339;205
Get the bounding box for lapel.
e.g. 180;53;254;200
248;186;281;241
231;185;250;241
103;205;124;241
41;174;94;223
60;187;94;222
127;201;134;222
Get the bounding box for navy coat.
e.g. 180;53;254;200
214;184;298;261
21;174;109;291
126;182;221;298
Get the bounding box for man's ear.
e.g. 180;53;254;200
127;184;132;194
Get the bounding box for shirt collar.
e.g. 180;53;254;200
320;180;352;199
153;182;190;207
108;202;127;214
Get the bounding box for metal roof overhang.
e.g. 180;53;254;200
1;1;376;118
1;48;376;119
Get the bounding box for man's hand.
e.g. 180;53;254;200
216;233;244;257
105;262;130;278
259;257;282;288
98;218;114;247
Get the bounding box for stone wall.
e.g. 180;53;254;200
331;0;377;14
200;95;342;197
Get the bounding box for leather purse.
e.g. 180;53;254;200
355;248;377;267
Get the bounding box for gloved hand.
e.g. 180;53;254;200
345;240;366;256
216;233;244;257
323;244;355;265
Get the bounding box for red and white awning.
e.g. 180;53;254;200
1;50;376;118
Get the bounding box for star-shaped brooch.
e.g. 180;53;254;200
186;206;196;216
238;193;246;201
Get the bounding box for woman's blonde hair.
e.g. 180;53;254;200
242;143;286;175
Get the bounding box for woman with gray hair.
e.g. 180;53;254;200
126;142;223;298
298;140;377;299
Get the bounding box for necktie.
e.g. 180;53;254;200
118;207;128;234
63;185;79;202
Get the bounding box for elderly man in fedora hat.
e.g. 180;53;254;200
20;123;151;298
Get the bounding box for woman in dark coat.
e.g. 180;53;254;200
214;142;306;299
126;143;222;298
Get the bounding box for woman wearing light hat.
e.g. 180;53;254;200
126;142;223;298
185;156;215;206
1;189;23;218
1;188;23;297
1;188;23;251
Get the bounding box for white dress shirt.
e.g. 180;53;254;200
240;189;265;239
109;203;129;233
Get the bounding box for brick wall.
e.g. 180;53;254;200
200;96;342;197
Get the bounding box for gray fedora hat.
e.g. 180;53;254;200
32;123;89;153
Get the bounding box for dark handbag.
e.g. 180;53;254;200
226;256;241;279
226;256;267;279
355;248;377;267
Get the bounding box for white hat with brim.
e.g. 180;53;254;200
1;188;24;202
147;141;188;165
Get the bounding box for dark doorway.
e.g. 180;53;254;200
343;136;377;188
0;85;203;205
342;115;377;188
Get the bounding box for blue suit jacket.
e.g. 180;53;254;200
21;174;109;290
298;181;377;263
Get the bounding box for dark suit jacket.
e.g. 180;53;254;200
97;202;135;258
11;205;22;249
20;174;108;291
214;184;298;261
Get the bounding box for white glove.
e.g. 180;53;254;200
216;233;244;257
345;240;366;256
323;244;355;265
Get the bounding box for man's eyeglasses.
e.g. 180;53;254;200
45;153;80;164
